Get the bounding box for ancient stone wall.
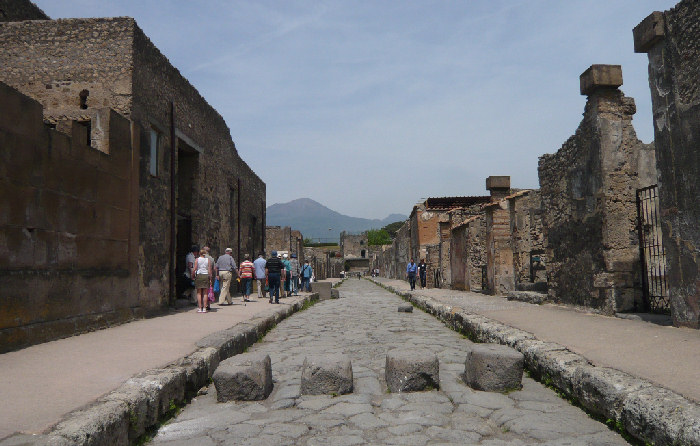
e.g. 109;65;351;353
266;226;292;255
0;82;144;352
0;16;265;338
0;0;48;21
509;190;546;290
635;1;700;327
538;66;654;314
340;231;367;258
450;216;487;292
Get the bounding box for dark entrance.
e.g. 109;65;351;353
636;185;669;313
175;140;199;299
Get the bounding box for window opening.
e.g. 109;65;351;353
149;129;160;176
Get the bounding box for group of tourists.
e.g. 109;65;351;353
405;258;427;291
185;246;313;312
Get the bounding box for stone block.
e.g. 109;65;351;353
312;281;332;300
463;343;524;392
633;11;665;53
212;353;273;402
580;64;623;96
385;349;439;393
301;354;353;395
398;304;413;313
330;288;340;299
486;176;510;191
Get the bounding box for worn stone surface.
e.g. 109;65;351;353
312;281;332;300
301;354;353;395
374;278;700;446
213;353;273;402
538;70;655;314
0;15;266;350
463;343;524;392
150;280;626;445
636;0;700;328
397;304;413;313
507;291;546;304
385;349;439;393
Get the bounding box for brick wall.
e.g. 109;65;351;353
0;0;49;21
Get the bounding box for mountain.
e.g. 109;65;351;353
266;198;406;241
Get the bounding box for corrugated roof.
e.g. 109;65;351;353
425;196;491;209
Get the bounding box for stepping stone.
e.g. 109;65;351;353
463;343;524;392
331;288;340;299
398;304;413;313
212;353;273;402
385;349;439;393
301;354;354;395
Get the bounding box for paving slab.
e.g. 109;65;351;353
372;277;700;404
149;280;626;445
0;295;308;440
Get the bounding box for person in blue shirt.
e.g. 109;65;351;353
300;260;313;292
406;258;418;291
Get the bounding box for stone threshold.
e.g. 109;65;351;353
3;293;319;446
370;279;700;446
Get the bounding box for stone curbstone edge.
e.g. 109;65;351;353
370;279;700;446
13;293;320;446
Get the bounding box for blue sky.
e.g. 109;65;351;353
35;0;677;220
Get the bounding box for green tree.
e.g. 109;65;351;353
367;229;392;245
382;221;404;239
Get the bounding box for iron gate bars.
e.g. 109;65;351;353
636;185;669;313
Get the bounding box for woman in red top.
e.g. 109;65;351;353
238;253;255;302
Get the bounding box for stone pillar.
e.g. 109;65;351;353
485;176;514;294
538;65;653;314
634;6;700;328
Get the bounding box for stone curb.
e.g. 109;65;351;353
371;279;700;446
4;294;319;446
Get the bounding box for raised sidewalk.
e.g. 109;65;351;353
372;277;700;445
0;292;316;443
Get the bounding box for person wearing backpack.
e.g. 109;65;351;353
300;260;313;292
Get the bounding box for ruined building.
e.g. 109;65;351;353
634;1;700;328
0;13;265;351
538;65;657;314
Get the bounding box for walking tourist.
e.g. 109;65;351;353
266;251;284;304
300;260;313;292
254;253;267;299
192;250;213;313
282;253;291;298
185;245;199;303
215;248;237;305
289;253;300;296
238;254;254;302
406;258;418;291
418;259;427;289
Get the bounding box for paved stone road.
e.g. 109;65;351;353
151;280;627;445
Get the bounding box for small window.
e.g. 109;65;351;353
149;129;160;176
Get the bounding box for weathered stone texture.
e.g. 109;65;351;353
213;353;273;402
463;343;524;392
509;190;546;290
636;0;700;327
538;74;655;314
0;82;143;352
300;354;353;395
340;231;368;259
385;349;439;393
0;16;266;347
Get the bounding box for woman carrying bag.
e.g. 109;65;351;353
192;250;213;313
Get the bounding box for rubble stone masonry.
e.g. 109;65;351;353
538;66;656;314
635;0;700;327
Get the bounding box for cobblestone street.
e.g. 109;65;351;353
152;279;626;445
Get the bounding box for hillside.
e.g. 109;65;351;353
266;198;406;241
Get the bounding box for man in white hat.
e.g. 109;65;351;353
215;248;238;305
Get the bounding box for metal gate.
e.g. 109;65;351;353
636;185;669;313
